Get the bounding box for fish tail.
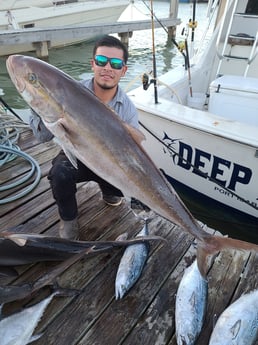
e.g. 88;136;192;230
197;235;258;277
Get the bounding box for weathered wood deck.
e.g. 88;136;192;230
1;125;258;345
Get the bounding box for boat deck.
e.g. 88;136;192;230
1;126;258;345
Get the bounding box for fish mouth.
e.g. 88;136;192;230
6;55;26;93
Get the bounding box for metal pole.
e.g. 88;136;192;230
191;0;197;43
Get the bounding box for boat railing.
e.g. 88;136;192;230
215;0;258;77
244;30;258;76
215;0;237;69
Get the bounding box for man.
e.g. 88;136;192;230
30;35;139;240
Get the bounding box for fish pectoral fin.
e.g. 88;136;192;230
62;146;78;169
50;119;78;169
6;235;28;246
124;123;146;145
30;333;43;343
230;319;241;339
53;138;78;169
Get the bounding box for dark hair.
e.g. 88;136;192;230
93;35;129;64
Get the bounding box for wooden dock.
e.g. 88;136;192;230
0;17;180;58
1;120;258;345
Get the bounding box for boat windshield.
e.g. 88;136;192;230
246;0;258;15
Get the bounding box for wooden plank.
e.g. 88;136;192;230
120;242;197;345
196;249;251;344
32;208;151;344
75;222;193;345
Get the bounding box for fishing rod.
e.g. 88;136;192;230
184;38;193;97
0;95;23;121
150;0;158;104
190;0;197;43
141;0;187;62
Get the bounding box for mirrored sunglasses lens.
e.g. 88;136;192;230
95;55;108;67
110;58;124;69
95;55;124;69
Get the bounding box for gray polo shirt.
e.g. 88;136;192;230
30;78;139;142
81;78;139;129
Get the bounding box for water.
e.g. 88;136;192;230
0;1;212;108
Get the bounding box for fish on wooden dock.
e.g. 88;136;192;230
0;232;162;304
6;55;258;277
0;231;162;269
175;259;208;345
208;289;258;345
115;219;150;299
0;293;56;345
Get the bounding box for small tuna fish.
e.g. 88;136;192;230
209;289;258;345
115;219;150;299
175;259;208;345
0;293;56;345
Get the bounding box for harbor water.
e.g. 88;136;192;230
0;1;213;107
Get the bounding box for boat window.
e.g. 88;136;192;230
245;0;258;15
23;23;35;29
53;0;78;5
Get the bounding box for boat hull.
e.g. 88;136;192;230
131;100;258;240
128;0;258;240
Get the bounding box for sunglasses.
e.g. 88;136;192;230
94;55;125;70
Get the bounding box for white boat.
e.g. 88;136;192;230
128;0;258;241
0;0;129;55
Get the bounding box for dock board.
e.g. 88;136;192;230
1;124;258;345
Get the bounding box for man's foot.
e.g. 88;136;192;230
59;218;79;240
103;194;123;206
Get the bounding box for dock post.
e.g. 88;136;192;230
167;0;179;40
34;41;49;59
118;32;133;48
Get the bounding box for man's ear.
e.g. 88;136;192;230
121;65;128;77
90;58;94;70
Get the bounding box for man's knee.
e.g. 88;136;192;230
48;154;77;193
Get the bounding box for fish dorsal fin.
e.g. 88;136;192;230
124;123;145;145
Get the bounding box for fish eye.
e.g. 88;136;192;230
28;73;38;84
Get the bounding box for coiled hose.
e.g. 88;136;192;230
0;111;41;204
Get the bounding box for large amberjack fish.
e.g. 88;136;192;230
0;293;56;345
209;289;258;345
175;259;208;345
6;55;258;276
115;219;150;299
